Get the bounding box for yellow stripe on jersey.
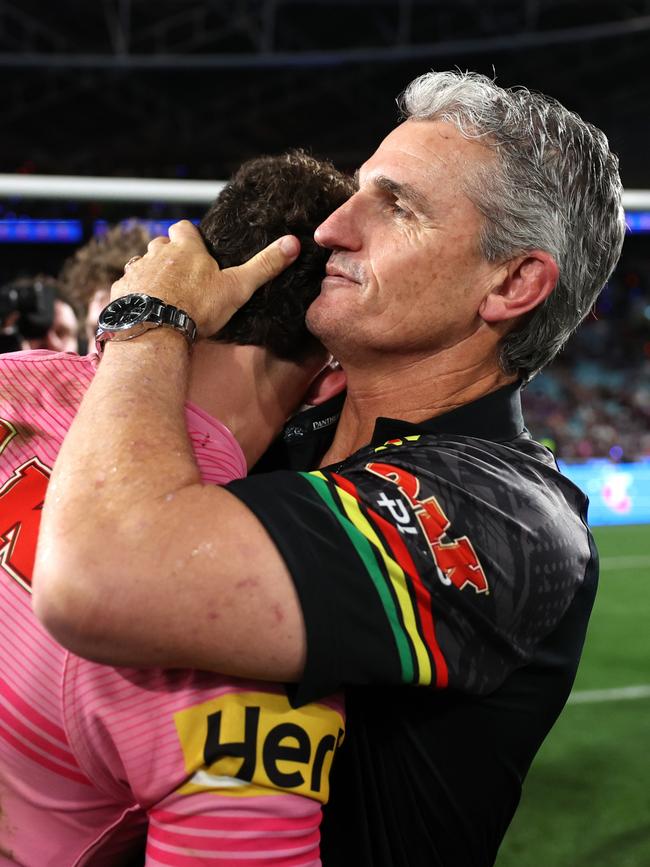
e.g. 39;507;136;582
312;471;433;685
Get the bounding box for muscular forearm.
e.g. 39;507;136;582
32;224;306;677
32;331;201;653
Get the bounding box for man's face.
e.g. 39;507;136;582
308;119;504;361
85;286;111;348
28;300;79;354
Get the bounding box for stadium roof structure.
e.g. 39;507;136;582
1;0;649;186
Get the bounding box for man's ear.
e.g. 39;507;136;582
303;365;347;406
480;251;559;323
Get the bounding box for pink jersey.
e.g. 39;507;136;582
0;351;345;867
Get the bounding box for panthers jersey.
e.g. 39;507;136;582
0;350;344;867
228;382;597;866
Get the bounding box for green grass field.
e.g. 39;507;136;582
496;524;650;867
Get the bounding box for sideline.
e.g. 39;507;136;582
600;554;650;571
600;554;650;570
568;684;650;705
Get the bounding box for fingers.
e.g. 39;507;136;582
167;220;207;252
147;236;170;253
228;235;300;303
106;225;300;339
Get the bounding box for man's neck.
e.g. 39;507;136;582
320;343;516;466
187;341;321;469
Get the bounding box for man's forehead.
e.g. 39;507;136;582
356;119;492;209
360;122;445;178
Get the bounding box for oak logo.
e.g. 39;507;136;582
367;461;489;594
0;457;51;592
175;690;345;802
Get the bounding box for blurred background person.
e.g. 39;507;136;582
58;223;151;351
0;150;353;866
0;276;78;355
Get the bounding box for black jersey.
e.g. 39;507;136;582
228;382;597;866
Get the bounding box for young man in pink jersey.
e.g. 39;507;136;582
0;152;352;866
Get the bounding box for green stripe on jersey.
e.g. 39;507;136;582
300;471;414;682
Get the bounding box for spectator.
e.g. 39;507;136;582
59;223;151;350
0;276;78;355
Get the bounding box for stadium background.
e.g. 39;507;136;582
1;2;649;863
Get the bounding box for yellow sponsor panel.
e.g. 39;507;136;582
174;690;344;802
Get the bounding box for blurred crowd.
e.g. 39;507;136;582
0;223;150;356
1;221;648;463
522;260;650;461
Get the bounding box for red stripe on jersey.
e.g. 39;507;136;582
0;694;80;769
0;675;68;744
330;473;448;688
149;822;320;852
146;841;319;866
149;810;321;832
0;716;91;786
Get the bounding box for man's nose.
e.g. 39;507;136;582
314;195;362;251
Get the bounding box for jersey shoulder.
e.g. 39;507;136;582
345;428;586;525
0;351;95;461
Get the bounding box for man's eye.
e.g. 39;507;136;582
391;201;411;218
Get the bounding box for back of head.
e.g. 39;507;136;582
59;223;151;314
400;70;626;380
200;150;355;361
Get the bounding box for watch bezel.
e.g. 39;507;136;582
97;293;155;332
95;292;197;357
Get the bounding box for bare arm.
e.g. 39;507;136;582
32;223;308;680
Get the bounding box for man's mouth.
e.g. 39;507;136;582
323;262;360;285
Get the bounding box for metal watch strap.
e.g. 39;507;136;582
148;296;198;345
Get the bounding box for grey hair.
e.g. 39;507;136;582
399;71;626;380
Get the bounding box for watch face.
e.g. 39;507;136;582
99;294;151;330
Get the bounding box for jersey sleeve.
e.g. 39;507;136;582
184;402;247;485
226;437;593;705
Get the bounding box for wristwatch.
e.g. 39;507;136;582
95;293;197;355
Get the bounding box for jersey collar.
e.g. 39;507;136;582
371;380;525;445
252;382;525;474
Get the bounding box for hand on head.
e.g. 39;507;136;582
110;220;301;338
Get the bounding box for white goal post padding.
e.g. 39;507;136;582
0;174;225;204
0;174;648;210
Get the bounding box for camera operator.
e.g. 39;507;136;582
0;276;78;355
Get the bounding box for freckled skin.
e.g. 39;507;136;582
235;578;260;591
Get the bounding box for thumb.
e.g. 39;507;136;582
225;235;301;305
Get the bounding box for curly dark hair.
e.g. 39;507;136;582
200;150;354;361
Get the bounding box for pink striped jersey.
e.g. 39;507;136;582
0;350;345;867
